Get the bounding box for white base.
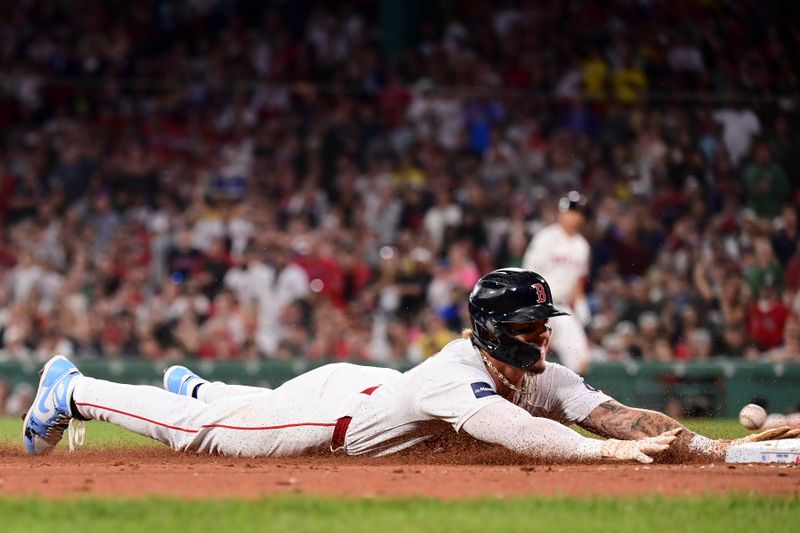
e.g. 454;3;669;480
725;439;800;464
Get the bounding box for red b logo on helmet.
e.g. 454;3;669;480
532;283;547;303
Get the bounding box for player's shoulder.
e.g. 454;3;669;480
540;361;583;385
420;338;488;375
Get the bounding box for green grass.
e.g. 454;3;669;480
0;495;798;533
682;419;751;439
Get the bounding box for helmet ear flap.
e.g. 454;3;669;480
478;313;497;337
469;307;499;352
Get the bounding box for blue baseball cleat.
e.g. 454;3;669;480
163;365;208;397
22;355;84;455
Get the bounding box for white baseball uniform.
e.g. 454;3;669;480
522;223;591;373
70;339;612;460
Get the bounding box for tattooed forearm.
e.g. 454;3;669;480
579;401;689;440
578;401;727;463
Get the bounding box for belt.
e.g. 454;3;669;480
331;386;379;450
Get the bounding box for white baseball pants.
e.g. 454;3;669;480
71;363;400;457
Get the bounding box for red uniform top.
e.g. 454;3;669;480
747;299;790;350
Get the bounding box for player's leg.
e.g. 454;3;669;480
163;365;267;403
176;363;402;456
29;357;397;457
71;377;218;451
548;314;590;375
71;374;342;456
196;382;264;402
23;355;231;455
177;363;400;456
75;362;397;456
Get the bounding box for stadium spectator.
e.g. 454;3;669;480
0;0;799;365
197;290;248;360
717;323;749;358
785;242;800;295
713;103;761;167
747;280;791;351
741;143;791;219
166;229;206;285
771;206;798;265
744;238;784;296
409;308;458;362
248;243;310;357
764;317;800;363
686;328;714;361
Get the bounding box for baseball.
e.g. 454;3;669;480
739;404;767;430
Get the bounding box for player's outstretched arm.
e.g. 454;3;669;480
579;400;800;462
462;401;678;463
578;400;699;461
579;400;687;440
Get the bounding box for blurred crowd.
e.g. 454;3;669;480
1;0;800;393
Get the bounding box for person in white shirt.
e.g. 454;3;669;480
522;191;591;374
713;106;761;167
231;243;309;356
24;269;798;462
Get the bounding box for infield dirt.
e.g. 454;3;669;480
2;445;798;499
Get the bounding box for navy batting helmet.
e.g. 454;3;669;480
468;268;568;368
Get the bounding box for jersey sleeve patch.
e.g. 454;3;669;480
470;382;497;398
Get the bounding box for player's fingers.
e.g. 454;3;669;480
767;428;800;440
740;427;786;442
639;441;670;455
649;434;677;447
634;451;654;464
659;428;683;438
756;427;792;440
646;443;670;453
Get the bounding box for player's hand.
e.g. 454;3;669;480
600;428;682;463
734;426;800;444
704;426;800;461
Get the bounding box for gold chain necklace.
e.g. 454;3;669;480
480;354;537;408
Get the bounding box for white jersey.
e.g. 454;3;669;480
344;338;611;456
522;223;589;305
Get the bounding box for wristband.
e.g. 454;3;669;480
688;434;715;454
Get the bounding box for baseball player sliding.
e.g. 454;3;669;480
522;191;592;374
23;269;799;463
